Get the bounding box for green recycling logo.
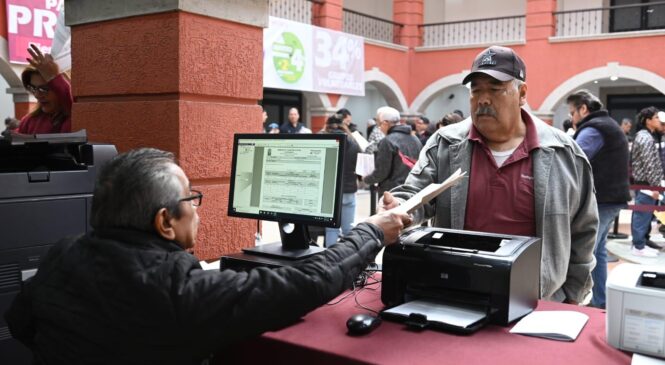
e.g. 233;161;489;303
272;32;305;84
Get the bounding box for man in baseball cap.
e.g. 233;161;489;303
384;45;598;305
462;45;526;84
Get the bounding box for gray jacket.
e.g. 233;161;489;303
391;113;598;303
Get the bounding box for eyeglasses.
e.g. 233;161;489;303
178;189;203;207
26;84;50;95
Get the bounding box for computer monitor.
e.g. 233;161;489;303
228;133;345;259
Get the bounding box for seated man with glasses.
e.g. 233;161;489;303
6;148;411;364
18;44;72;134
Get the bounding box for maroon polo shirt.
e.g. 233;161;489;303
464;110;539;236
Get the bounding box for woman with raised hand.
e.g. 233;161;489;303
18;44;72;134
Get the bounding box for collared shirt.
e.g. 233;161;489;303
464;109;539;236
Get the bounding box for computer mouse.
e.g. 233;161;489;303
346;313;382;335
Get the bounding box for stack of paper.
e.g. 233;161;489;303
355;153;375;177
509;311;589;341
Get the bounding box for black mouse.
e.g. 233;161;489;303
346;313;381;335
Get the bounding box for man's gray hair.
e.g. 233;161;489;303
377;106;400;124
512;79;524;91
90;148;183;232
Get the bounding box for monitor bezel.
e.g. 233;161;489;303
227;133;346;229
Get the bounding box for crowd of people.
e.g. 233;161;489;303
5;43;665;361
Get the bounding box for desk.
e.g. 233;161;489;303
222;284;632;365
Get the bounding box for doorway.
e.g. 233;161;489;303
261;88;303;131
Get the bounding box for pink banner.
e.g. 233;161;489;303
6;0;61;64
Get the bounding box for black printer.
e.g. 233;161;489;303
0;131;116;363
381;227;541;333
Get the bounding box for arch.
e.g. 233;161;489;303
303;91;332;109
537;63;665;115
336;68;409;113
409;72;467;114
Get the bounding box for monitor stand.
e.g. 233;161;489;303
242;221;326;260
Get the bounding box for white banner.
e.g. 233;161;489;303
263;17;365;96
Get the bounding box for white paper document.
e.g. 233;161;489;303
383;299;487;328
632;354;665;365
352;131;370;152
355;153;375;177
509;310;589;341
392;168;467;214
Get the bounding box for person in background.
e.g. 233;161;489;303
366;117;384;155
262;109;270;133
415;116;431;145
280;107;308;134
405;118;418;137
363;106;422;195
621;118;633;142
453;109;464;118
3;117;20;137
267;123;280;134
630;106;664;257
385;46;597;304
336;108;359;135
566;90;630;309
436;112;463;130
322;114;361;246
5;148;411;363
18;44;72;134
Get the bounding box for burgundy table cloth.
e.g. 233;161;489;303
221;284;632;365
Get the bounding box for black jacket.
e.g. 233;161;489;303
364;125;422;194
328;129;360;193
5;224;384;364
574;110;630;204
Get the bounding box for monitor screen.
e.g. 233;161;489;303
228;133;345;228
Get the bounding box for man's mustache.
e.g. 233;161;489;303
476;106;497;117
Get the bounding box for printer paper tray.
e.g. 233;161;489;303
381;299;489;334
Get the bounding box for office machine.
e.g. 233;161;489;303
381;227;541;333
0;132;116;363
607;263;665;358
222;133;345;270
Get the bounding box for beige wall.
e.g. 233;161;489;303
424;0;525;24
558;0;608;11
344;0;393;21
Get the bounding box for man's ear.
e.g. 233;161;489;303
153;207;176;241
518;83;528;106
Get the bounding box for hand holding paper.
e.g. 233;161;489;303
391;168;467;215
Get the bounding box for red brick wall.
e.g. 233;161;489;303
71;12;261;259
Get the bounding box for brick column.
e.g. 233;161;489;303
526;0;557;42
393;0;423;47
312;0;343;31
66;0;268;260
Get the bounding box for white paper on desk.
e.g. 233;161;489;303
509;311;589;341
632;353;665;365
383;299;487;328
391;168;466;214
352;131;370;152
355;153;375;177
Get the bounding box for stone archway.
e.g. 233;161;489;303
536;63;665;116
336;68;409;113
409;72;467;113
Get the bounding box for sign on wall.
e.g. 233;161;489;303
6;0;62;64
264;17;365;96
